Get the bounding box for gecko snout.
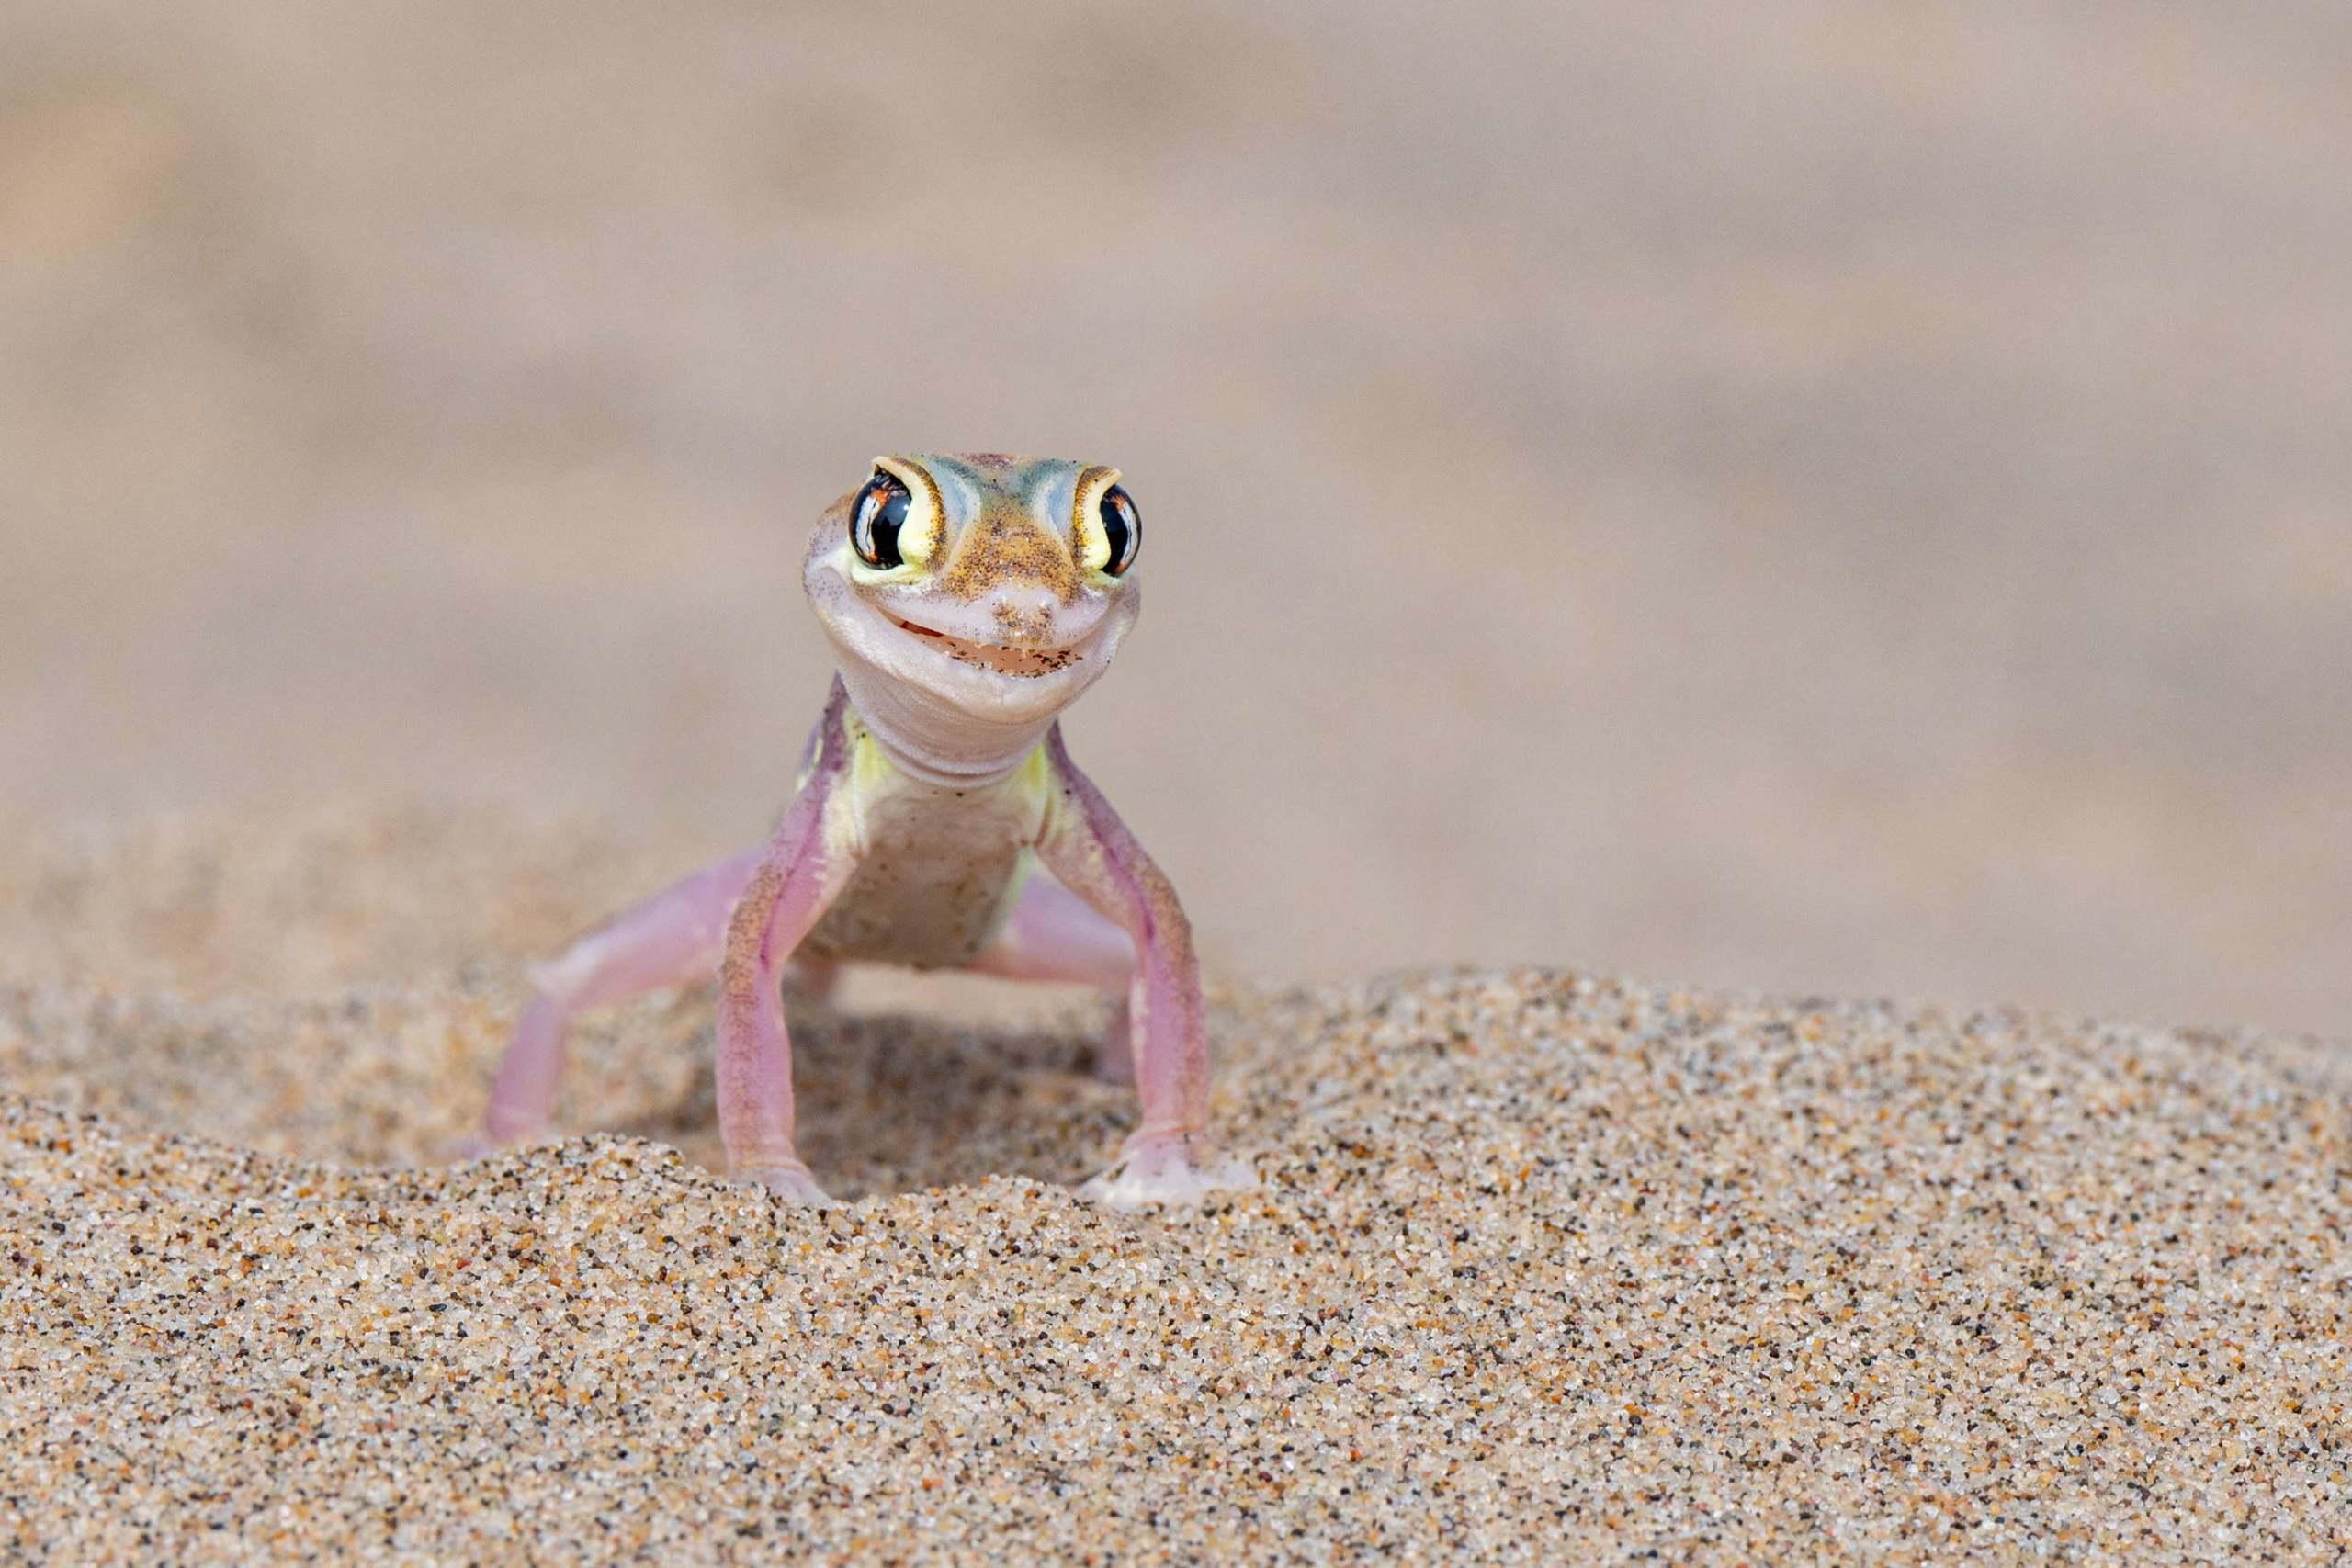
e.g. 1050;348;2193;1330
989;589;1061;646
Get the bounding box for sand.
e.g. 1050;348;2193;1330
0;811;2344;1562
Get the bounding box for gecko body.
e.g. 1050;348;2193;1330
796;706;1048;969
473;454;1253;1209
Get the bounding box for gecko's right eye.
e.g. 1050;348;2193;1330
1097;484;1141;577
851;472;910;568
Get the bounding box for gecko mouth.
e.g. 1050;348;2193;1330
891;618;1083;678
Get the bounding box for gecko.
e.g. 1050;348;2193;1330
469;454;1256;1209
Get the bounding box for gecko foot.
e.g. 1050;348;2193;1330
735;1159;835;1206
1076;1132;1258;1211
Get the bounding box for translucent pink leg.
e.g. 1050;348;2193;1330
714;683;858;1203
1034;726;1256;1209
474;846;763;1149
967;867;1139;1084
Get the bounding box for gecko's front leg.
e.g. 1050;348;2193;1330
715;687;860;1203
1033;725;1256;1210
471;846;765;1152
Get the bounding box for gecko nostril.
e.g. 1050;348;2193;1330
990;594;1056;643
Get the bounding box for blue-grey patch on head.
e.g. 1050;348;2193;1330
1022;462;1082;538
918;455;1078;509
913;455;1087;544
916;456;990;540
911;454;1089;603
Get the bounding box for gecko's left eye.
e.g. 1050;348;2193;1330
851;472;910;569
1098;485;1140;576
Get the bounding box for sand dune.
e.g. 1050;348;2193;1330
1;813;2343;1559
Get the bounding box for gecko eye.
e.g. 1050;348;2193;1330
851;472;910;568
1098;485;1140;576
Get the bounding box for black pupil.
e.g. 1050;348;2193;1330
1100;486;1136;572
856;476;910;567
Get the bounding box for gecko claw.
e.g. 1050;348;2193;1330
1077;1133;1258;1211
737;1160;835;1206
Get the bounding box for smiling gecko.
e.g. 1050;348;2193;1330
471;454;1256;1209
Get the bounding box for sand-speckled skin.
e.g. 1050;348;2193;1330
479;454;1254;1210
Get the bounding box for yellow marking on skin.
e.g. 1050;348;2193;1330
846;721;899;795
1006;739;1054;812
818;723;897;861
871;455;947;569
820;793;862;863
1069;464;1122;573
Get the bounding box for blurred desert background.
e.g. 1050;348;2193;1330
2;0;2347;1037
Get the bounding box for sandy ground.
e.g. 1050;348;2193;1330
4;7;2349;1555
2;1;2350;1037
2;811;2346;1562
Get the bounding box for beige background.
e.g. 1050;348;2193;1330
2;1;2347;1035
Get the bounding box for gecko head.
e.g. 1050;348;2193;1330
803;453;1143;727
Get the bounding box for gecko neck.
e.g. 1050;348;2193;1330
833;660;1061;788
